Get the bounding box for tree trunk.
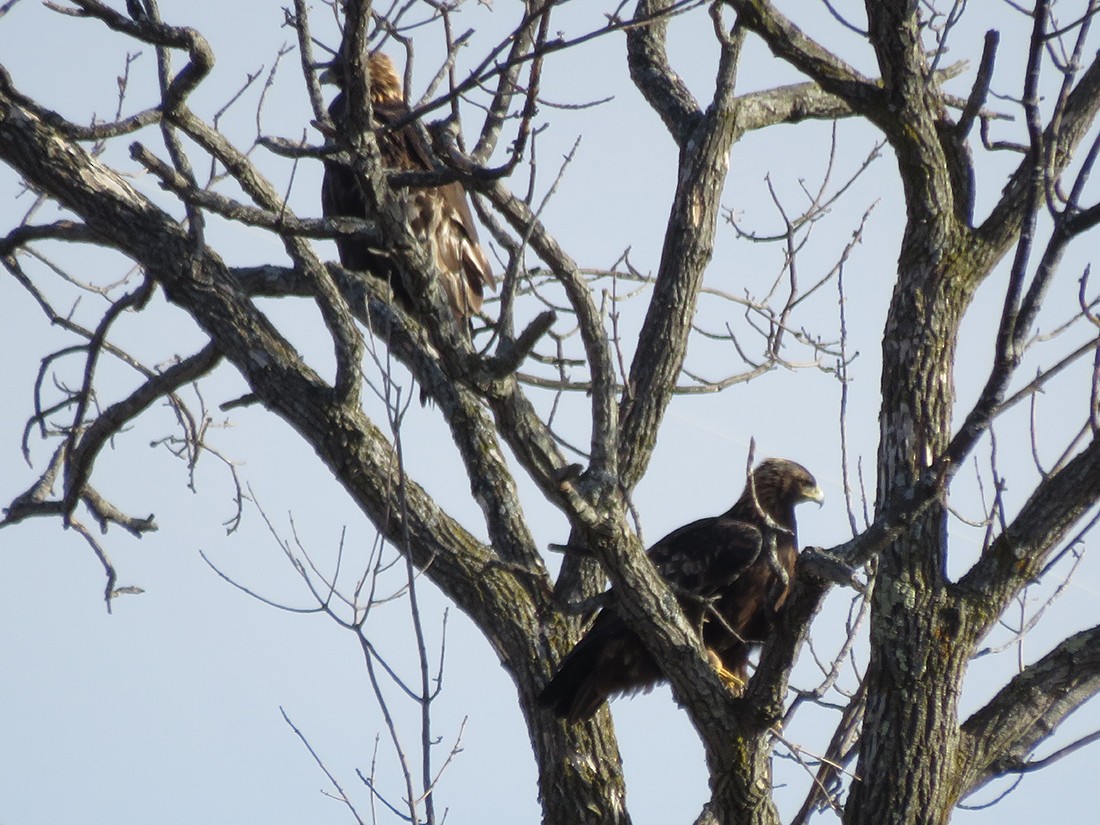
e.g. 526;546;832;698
847;238;973;823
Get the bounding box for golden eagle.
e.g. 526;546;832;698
321;52;495;322
540;458;823;722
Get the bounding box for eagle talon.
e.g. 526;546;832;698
707;649;746;696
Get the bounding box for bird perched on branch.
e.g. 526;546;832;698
539;458;824;723
321;51;495;323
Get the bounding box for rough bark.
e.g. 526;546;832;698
0;63;633;825
5;2;1100;824
729;2;1100;824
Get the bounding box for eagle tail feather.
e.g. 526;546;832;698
538;636;609;723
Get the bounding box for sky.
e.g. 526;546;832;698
1;1;1100;824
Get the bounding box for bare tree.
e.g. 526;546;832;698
2;1;1100;824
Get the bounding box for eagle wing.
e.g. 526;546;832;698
647;515;764;598
321;88;494;321
540;459;817;722
372;100;495;318
321;114;393;281
538;516;767;722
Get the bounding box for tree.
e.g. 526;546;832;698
2;1;1100;823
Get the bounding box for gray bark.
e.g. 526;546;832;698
4;2;1100;824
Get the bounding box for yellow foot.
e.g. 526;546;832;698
706;649;746;696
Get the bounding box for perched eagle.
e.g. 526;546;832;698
321;51;495;322
540;458;824;723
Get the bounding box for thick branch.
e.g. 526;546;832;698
233;261;588;553
65;0;213;113
728;0;879;109
734;1;972;236
480;181;619;485
956;623;1100;797
626;0;702;144
736;79;855;131
0;66;544;649
617;19;741;491
582;502;755;764
163;107;365;405
132;144;382;241
957;435;1100;621
265;268;551;572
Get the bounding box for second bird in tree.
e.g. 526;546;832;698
321;51;496;324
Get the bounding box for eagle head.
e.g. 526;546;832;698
318;50;404;105
750;458;824;521
366;52;403;104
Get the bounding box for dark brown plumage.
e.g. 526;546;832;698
321;52;495;321
539;458;824;723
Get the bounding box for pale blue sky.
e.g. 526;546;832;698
2;2;1099;823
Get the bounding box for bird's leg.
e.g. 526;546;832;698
706;649;746;696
